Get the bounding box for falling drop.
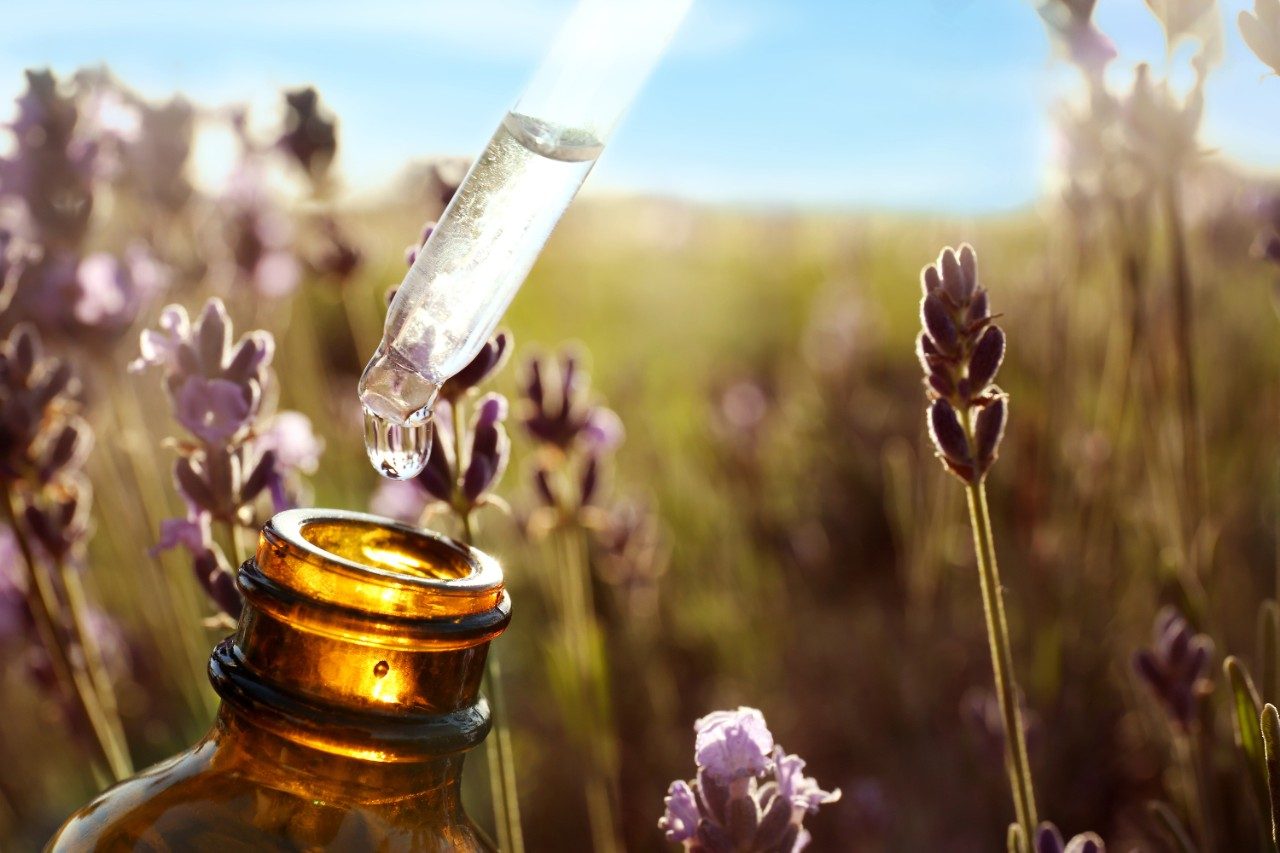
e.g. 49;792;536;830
363;408;433;480
373;661;390;678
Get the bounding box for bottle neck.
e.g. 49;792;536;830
208;509;510;781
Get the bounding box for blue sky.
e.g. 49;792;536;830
1;0;1277;212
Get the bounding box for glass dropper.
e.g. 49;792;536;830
359;0;693;479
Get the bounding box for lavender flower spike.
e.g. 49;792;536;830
916;244;1007;484
1133;606;1213;728
660;706;840;851
694;706;776;783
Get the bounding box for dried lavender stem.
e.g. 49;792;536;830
1;490;130;781
57;559;133;774
959;405;1037;839
450;398;523;853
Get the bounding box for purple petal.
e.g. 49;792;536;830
175;376;252;444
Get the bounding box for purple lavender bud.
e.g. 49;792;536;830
11;324;39;380
533;465;557;508
194;547;241;617
417;423;455;504
152;513;210;556
726;789;760;847
559;354;580;412
967;326;1005;392
239;449;277;504
580;455;600;507
224;332;274;383
173;457;216;512
967;289;990;324
920;265;941;295
752;790;793;849
195;298;231;373
524;359;545;409
694;706;775;783
441;331;510;401
957;244;977;297
1036;822;1066;853
658;780;700;843
24;476;92;559
462;394;509;504
927;370;955;399
31;361;75;410
915;333;941;374
696;766;730;826
973;396;1008;475
921;292;958;356
38;416;91;481
928;399;970;470
939;247;967;304
175;376;253;445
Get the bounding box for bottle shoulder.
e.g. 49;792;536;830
45;736;490;853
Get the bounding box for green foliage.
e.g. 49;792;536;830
1225;657;1270;818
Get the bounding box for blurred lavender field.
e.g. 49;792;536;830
3;1;1280;851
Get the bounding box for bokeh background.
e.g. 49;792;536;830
2;0;1280;850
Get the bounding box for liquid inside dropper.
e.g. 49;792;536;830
359;112;603;481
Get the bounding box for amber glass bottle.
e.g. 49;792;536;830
47;508;510;852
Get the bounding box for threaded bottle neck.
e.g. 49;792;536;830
209;508;510;764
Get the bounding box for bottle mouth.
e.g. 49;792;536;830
253;508;506;622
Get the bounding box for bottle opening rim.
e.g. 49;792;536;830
256;508;505;618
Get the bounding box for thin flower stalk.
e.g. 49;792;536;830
916;244;1038;839
0;306;132;779
519;349;626;852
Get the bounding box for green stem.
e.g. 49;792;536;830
57;558;133;777
556;520;621;853
957;406;1037;839
964;480;1038;839
451;399;523;853
1;489;129;781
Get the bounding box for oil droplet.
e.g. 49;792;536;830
373;661;390;678
363;408;432;480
